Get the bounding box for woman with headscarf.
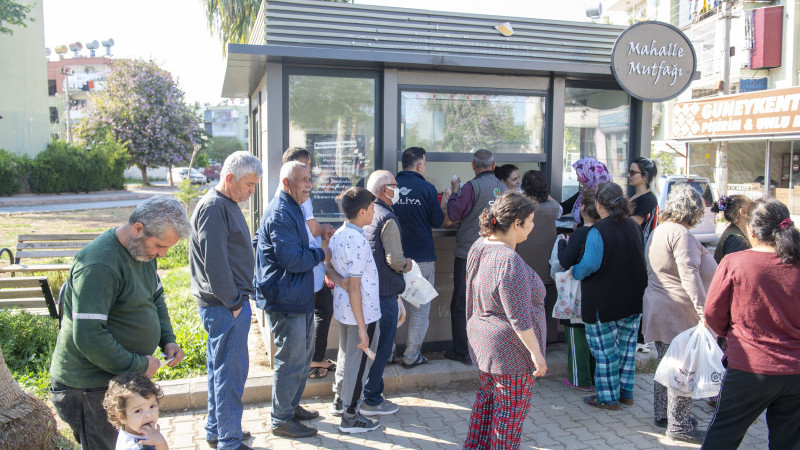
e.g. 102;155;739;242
560;157;612;226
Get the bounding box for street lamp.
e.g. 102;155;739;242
60;66;74;143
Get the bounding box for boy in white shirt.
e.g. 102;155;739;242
327;187;383;434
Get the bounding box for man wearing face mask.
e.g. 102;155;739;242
359;170;413;416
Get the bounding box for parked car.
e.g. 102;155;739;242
657;175;719;245
204;163;221;183
171;167;207;185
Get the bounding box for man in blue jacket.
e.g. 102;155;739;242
254;160;331;439
393;147;444;368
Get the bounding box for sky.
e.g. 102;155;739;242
43;0;591;106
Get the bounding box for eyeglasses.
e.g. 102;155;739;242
628;170;642;177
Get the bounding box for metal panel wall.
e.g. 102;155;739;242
257;0;624;72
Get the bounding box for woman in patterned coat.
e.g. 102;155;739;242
464;192;547;450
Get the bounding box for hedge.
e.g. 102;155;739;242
0;149;21;196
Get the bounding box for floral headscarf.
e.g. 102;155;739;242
571;157;612;221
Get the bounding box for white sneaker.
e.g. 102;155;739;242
359;399;399;416
637;343;651;353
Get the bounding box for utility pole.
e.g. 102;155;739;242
716;0;733;196
61;67;73;143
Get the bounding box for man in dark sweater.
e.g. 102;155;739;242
50;197;189;449
190;151;262;450
254;161;331;438
445;149;507;364
393;147;443;368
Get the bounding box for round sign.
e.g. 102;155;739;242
610;21;697;103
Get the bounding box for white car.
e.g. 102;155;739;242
172;167;207;185
657;175;719;245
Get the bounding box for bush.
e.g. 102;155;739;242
158;238;189;270
27;139;128;194
0;149;22;196
0;309;60;398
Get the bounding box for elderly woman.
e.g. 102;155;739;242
570;182;647;410
517;170;561;343
464;192;547;450
642;184;717;444
703;199;800;449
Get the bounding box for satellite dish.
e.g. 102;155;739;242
102;38;114;56
68;41;83;58
585;2;603;20
86;40;99;57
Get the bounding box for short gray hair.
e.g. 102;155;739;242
220;151;262;181
279;161;307;190
661;183;705;227
129;196;191;239
366;170;394;197
473;149;494;170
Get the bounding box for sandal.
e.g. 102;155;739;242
308;366;329;379
401;355;428;369
583;395;620;410
324;359;337;372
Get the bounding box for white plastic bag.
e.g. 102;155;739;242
653;323;725;399
552;270;582;321
549;235;566;280
399;261;438;308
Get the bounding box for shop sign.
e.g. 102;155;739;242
673;86;800;139
610;21;696;103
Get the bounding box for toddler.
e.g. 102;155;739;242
103;373;168;450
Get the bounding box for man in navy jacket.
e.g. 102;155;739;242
393;147;444;368
254;161;331;439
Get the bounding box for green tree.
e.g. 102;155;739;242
75;59;203;185
0;0;31;35
203;136;243;163
202;0;352;52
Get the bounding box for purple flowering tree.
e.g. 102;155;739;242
75;59;202;185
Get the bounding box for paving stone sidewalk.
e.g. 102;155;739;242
159;373;768;450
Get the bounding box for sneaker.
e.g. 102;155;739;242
654;417;698;429
562;379;594;392
359;399;399;416
330;398;344;416
339;412;380;434
271;418;318;438
206;431;251;448
637;343;651;353
666;428;706;444
294;405;320;421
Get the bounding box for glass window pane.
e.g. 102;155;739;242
563;87;630;199
400;91;545;154
288;74;376;220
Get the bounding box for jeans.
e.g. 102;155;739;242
199;302;251;450
267;311;315;427
51;380;117;450
363;294;398;405
450;257;469;357
312;285;334;362
402;261;435;365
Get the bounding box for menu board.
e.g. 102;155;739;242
306;134;366;218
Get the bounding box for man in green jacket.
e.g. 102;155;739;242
49;196;190;449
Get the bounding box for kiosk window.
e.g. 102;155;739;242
563;87;630;200
288;74;377;220
401;91;545;154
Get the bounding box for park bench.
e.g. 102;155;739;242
0;276;60;319
0;233;100;275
